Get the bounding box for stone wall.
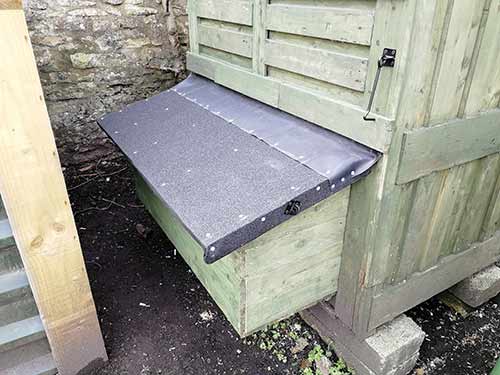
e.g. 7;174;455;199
25;0;188;164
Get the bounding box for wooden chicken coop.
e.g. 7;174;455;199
99;0;500;374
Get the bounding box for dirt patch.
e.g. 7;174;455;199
66;152;499;375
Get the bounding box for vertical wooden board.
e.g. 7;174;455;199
395;174;445;280
252;0;267;75
482;170;500;239
187;0;199;54
464;0;500;114
265;4;375;46
264;40;369;92
0;9;106;375
418;164;476;268
428;0;485;123
135;174;244;331
196;0;253;26
197;24;253;58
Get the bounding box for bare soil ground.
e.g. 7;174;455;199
66;152;499;375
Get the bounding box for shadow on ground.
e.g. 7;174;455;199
65;153;499;375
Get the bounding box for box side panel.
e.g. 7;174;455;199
243;188;349;334
135;173;244;332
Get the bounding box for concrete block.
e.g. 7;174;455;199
450;265;500;307
300;302;425;375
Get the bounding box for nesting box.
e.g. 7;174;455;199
100;0;500;338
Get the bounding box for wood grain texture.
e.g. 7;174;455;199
196;0;253;26
187;52;393;152
370;230;500;331
198;24;253;58
0;0;21;10
266;4;374;46
187;0;199;54
264;40;369;92
136;173;348;336
0;10;106;374
397;110;500;184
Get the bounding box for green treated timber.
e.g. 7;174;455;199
135;172;348;336
263;40;368;92
0;270;38;326
198;24;253;58
195;0;253;26
369;230;500;331
266;4;375;46
187;53;394;152
397;109;500;184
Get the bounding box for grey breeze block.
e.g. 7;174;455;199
450;264;500;307
301;301;425;375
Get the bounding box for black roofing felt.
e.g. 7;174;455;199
98;74;380;264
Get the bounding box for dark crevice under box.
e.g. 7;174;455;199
98;74;379;336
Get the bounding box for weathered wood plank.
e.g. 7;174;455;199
198;24;253;58
369;230;500;331
264;40;368;92
0;9;107;374
251;0;266;74
455;155;500;252
463;0;500;115
136;173;348;337
482;171;500;240
196;0;253;26
278;84;393;152
187;0;199;54
187;53;393;152
397;110;500;184
428;0;485;123
136;173;244;331
214;61;279;107
266;4;374;46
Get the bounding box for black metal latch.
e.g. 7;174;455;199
285;200;301;216
363;48;397;122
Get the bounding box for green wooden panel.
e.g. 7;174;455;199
136;171;348;336
196;0;253;26
135;173;244;332
397;110;500;184
369;229;500;331
264;40;368;92
198;24;253;58
266;4;374;46
278;84;393;152
482;171;500;240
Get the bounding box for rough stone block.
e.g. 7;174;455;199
450;265;500;307
300;302;425;375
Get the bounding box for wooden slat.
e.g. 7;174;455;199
187;52;393;152
278;84;393;152
264;40;368;92
463;0;500;114
266;4;374;46
482;171;500;240
397;109;500;184
187;0;199;54
198;24;253;58
0;0;21;9
252;0;266;74
369;230;500;331
0;9;107;375
196;0;253;26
